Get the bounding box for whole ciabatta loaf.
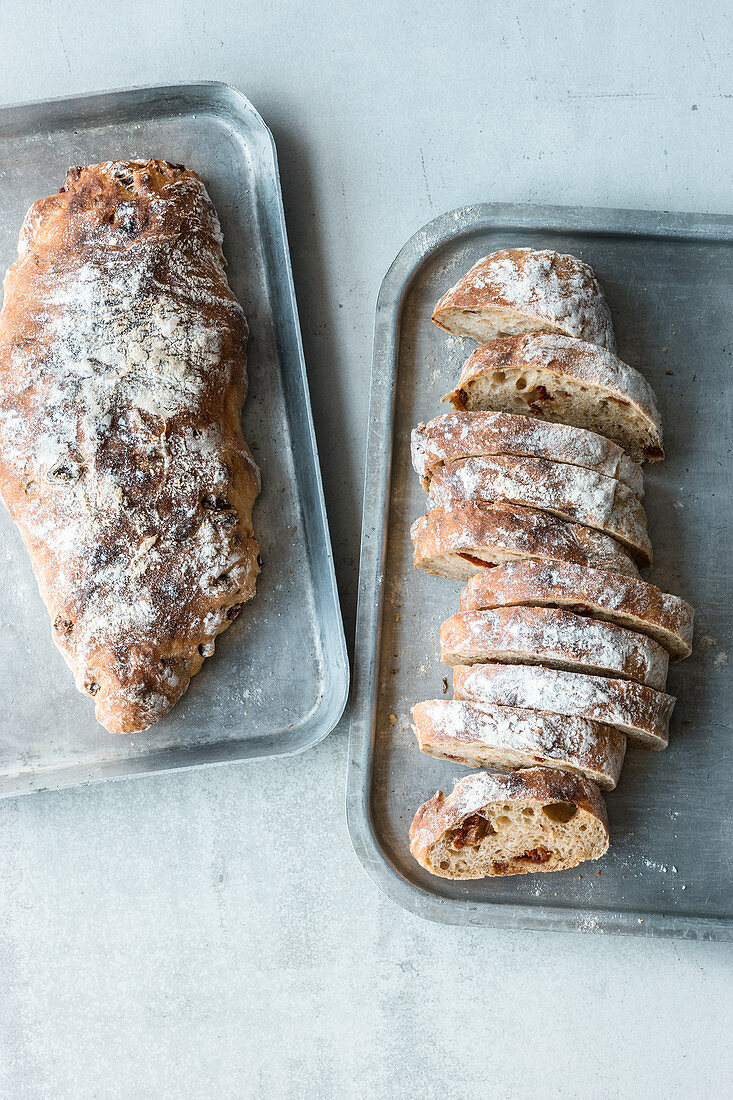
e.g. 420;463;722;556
409;767;610;878
459;561;694;659
0;160;260;733
432;248;616;351
446;333;664;463
412;411;643;497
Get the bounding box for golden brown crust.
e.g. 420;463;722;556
0;161;260;733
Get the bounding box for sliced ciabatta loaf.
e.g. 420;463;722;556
446;334;663;463
432;248;616;352
409;767;610;878
453;664;674;749
440;606;669;689
459;560;693;660
411;501;639;582
412;698;626;789
412;410;643;497
428;454;651;565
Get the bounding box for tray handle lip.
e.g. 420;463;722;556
0;79;266;131
346;201;733;939
222;78;351;745
242;82;350;739
376;201;733;271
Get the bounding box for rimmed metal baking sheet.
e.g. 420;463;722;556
347;202;733;939
0;82;348;795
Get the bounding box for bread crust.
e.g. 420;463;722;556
440;606;669;690
409;767;610;878
432;248;616;351
411;410;643;496
445;333;664;462
459;560;693;660
412;698;626;789
453;663;673;749
0;160;260;733
411;501;640;581
428;454;652;564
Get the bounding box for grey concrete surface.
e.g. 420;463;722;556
1;2;732;1097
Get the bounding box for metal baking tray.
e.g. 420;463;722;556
347;203;733;939
0;82;348;796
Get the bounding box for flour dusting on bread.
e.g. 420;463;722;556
0;160;260;733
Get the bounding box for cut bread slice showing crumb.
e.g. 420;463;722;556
446;333;663;463
409;767;609;879
440;606;669;690
428;454;651;565
459;560;693;660
432;248;616;352
411;501;639;582
411;410;643;497
453;663;673;749
412;698;626;789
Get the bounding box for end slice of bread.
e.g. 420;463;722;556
412;698;626;789
445;334;663;463
409;767;610;878
459;560;694;660
432;248;616;352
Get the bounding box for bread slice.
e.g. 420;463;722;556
453;663;673;749
409;767;609;878
411;501;639;582
412;698;626;789
440;606;669;689
432;248;616;352
428;454;651;565
412;410;643;497
459;560;693;660
445;334;664;463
